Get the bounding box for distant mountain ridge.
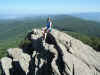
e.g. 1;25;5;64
0;14;100;41
71;12;100;22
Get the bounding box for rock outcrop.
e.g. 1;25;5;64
0;29;100;75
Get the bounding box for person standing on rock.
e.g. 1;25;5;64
42;17;52;42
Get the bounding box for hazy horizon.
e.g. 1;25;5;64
0;0;100;19
0;12;100;20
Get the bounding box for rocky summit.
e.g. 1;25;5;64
0;29;100;75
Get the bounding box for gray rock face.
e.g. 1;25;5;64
0;29;100;75
0;57;12;75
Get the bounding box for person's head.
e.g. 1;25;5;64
47;17;52;22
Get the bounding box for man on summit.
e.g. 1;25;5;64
42;17;52;42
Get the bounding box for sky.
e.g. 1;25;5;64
0;0;100;15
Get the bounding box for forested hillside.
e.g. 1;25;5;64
0;15;100;58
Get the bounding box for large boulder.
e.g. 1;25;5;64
0;29;100;75
0;57;12;75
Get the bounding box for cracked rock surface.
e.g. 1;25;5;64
0;29;100;75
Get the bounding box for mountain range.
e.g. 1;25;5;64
71;12;100;22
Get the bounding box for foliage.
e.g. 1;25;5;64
19;39;32;48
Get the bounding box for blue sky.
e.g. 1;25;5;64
0;0;100;14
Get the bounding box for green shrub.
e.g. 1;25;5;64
65;31;100;51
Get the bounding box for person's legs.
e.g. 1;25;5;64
42;28;47;41
42;28;45;40
44;32;47;40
